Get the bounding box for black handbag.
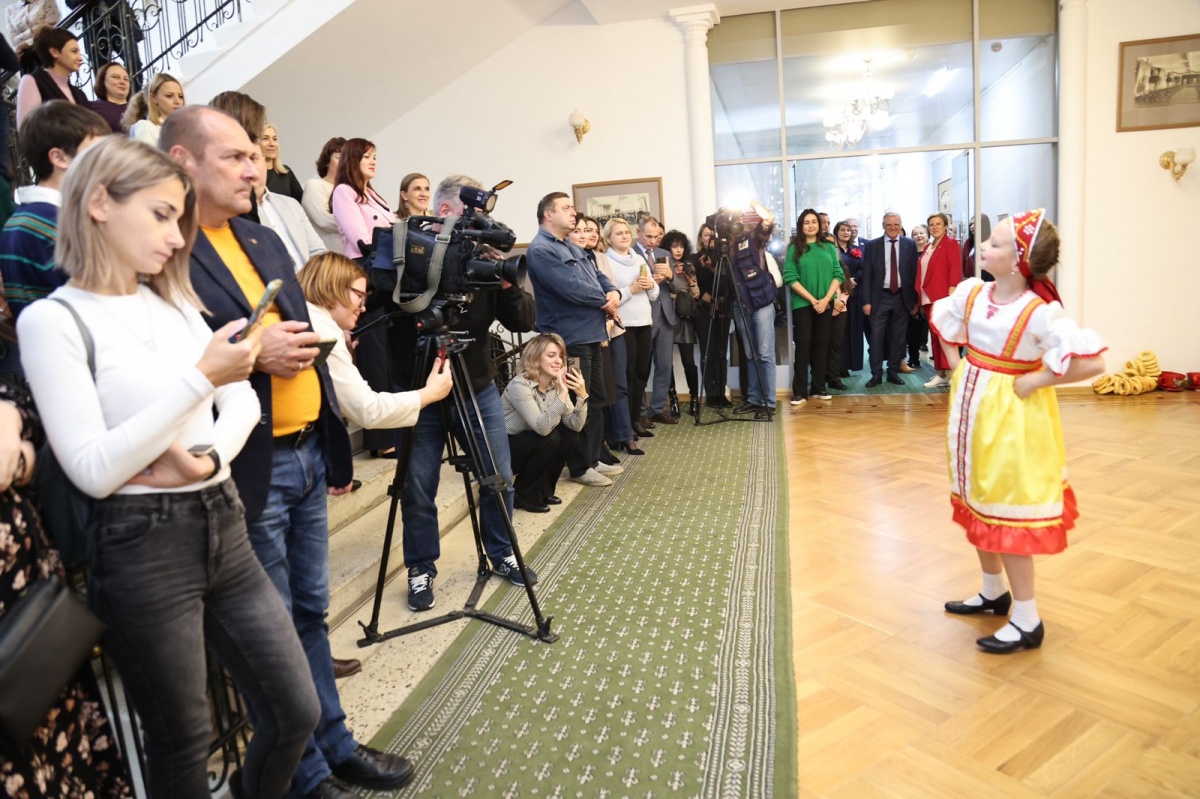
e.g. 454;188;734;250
32;299;96;571
0;532;105;757
674;289;698;320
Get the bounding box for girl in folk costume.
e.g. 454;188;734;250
929;209;1106;653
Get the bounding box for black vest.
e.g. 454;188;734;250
730;236;776;312
31;69;90;107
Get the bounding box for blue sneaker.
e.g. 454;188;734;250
407;568;435;611
492;554;538;587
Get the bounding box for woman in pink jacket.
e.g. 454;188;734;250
329;137;400;456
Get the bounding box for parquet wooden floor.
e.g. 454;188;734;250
783;390;1200;798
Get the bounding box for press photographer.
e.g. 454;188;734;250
371;174;536;612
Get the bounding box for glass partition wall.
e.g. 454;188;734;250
709;0;1058;265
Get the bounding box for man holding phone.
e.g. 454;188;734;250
635;216;682;426
164;106;415;798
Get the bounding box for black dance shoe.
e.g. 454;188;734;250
976;622;1044;654
944;592;1012;616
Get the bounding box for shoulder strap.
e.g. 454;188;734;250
47;297;95;378
1001;296;1044;359
961;282;986;346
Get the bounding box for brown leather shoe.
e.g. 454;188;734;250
332;657;362;679
639;416;657;429
650;411;679;425
899;362;916;373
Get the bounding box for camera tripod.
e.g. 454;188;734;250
357;329;558;647
693;230;774;427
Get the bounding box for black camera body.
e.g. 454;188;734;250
366;184;525;332
705;208;743;243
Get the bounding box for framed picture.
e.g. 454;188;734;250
1117;34;1200;132
937;178;952;215
572;177;664;227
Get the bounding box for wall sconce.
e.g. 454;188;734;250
569;109;590;143
1160;147;1196;181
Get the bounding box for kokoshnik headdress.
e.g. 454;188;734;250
1010;208;1061;305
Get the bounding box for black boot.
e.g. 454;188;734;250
668;387;681;419
689;398;699;417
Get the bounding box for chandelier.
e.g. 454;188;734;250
823;59;894;149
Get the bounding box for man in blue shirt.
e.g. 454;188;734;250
526;192;621;487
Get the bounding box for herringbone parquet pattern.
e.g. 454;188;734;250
784;391;1200;798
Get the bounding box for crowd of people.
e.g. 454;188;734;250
0;18;1110;797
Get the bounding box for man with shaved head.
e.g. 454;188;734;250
162;106;415;799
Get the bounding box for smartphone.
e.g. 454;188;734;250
310;338;338;369
567;356;581;375
230;279;283;343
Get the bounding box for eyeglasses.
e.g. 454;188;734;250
348;287;369;308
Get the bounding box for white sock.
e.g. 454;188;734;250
961;571;1008;606
994;599;1040;642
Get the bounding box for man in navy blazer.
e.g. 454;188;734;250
861;212;918;386
163;106;413;799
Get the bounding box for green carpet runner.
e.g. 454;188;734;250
368;417;796;798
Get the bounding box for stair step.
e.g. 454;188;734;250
327;457;474;630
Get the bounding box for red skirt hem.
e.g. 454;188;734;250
952;486;1077;555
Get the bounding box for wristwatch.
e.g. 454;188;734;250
188;444;222;480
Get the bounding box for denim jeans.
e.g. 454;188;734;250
735;302;777;408
88;481;320;799
246;436;357;797
402;382;515;576
565;342;606;477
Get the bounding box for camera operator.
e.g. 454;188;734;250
388;174;537;613
526;192;621;487
727;203;781;420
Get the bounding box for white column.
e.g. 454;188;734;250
670;4;720;220
1057;0;1087;315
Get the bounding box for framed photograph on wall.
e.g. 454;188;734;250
937;178;953;215
1117;34;1200;132
572;177;664;227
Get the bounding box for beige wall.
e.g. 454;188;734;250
1079;0;1200;371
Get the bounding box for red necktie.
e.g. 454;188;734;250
889;239;899;293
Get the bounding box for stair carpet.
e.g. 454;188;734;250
325;453;471;631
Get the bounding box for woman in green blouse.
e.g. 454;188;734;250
782;208;843;405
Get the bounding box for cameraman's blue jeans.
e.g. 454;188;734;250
735;303;777;409
402;382;515;576
246;436;358;798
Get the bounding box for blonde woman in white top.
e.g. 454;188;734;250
18;136;319;799
122;72;184;146
601;216;656;437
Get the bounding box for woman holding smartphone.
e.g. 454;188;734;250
602;217;657;438
298;252;453;429
502;333;588;513
19;137;320;798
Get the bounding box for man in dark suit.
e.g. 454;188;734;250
162;106;413;799
634;216;681;426
861;212;918;387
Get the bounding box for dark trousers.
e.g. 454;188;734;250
868;292;909;379
695;310;731;399
827;310;848;384
906;307;928;366
677;341;699;397
790;305;832;397
87;482;320;799
623;325;653;423
355;307;398;452
509;427;577;504
566;341;607;477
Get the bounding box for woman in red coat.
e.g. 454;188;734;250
919;213;961;388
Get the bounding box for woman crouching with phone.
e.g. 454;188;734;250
298;252;453;433
502;333;588;513
19;137;320;799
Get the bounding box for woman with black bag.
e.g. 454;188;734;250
0;379;133;797
662;230;701;416
18;137;320;799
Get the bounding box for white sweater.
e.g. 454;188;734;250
18;285;260;499
605;249;658;327
307;303;421;430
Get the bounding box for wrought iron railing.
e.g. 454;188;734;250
3;0;250;185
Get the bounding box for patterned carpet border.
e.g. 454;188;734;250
368;419;796;798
